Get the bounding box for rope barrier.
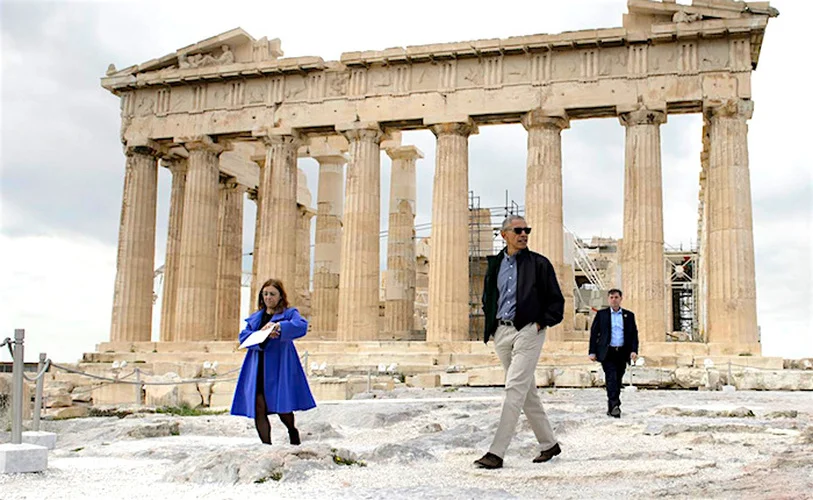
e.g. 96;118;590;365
21;358;52;382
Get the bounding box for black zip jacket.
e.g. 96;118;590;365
481;247;565;343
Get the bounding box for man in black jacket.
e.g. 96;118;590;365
474;215;565;470
589;289;639;418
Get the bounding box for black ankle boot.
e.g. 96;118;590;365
289;428;301;445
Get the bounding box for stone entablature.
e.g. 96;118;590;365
103;3;775;145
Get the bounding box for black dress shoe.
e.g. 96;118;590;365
610;406;621;418
474;452;503;469
289;428;301;445
533;443;561;463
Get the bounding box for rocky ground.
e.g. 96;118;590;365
1;388;812;499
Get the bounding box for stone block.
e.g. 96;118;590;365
439;372;469;386
622;368;675;387
310;378;349;401
0;443;48;474
45;394;73;409
730;371;813;391
674;367;706;389
21;431;57;450
49;406;89;419
467;369;504;387
535;368;553;387
707;343;762;356
406;373;441;388
93;383;139;406
145;384;180;407
0;374;32;420
553;368;592;388
209;391;235;409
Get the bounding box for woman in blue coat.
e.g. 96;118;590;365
231;278;316;445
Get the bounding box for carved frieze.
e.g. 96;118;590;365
729;38;750;71
627;44;648;77
483;56;503;88
437;61;456;91
529;52;551;85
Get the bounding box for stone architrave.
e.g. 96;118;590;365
311;154;346;339
174;136;223;341
619;108;667;344
385;145;423;338
159;158;187;343
522;110;571;341
705;99;759;346
215;177;245;341
295;203;316;318
110;143;159;342
256;133;300;290
427;120;477;342
336;123;383;341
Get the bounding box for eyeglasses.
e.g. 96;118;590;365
512;227;532;235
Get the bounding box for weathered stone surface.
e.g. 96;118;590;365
126;421;180;439
49;406;90;419
367;444;436;463
656;406;755;418
0;443;48;474
674;367;706;389
553;368;593;388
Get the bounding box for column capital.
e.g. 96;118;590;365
312;153;349;165
162;157;188;176
521;110;570;131
124;138;162;157
174;135;225;155
704;99;754;120
336;121;383;143
386;145;424;161
252;126;302;145
247;188;258;201
619;108;667;127
428;120;478;138
219;176;246;192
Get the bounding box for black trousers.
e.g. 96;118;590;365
601;347;628;410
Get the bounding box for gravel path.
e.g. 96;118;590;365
2;388;811;499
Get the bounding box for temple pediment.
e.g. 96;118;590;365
103;28;293;88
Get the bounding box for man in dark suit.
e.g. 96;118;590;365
589;288;639;418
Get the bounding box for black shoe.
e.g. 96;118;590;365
610;406;621;418
289;428;301;445
533;443;561;463
474;452;503;469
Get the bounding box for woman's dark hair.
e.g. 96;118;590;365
257;278;290;312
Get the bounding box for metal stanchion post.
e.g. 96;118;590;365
33;353;46;432
134;368;142;405
11;329;25;445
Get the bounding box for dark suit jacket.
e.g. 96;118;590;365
588;307;639;363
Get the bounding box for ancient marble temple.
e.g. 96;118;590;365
102;0;776;354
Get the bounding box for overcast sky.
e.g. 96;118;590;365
1;0;810;362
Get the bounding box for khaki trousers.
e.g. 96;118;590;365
488;323;557;458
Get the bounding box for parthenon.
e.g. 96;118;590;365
101;0;777;359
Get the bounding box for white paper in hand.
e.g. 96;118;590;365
239;325;276;349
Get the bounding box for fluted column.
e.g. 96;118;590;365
247;189;261;316
295;203;316;318
311;155;345;338
522;110;571;341
336;123;383;341
174;136;223;341
705;99;758;347
110;144;159;342
427;121;477;342
158;158;187;342
385;146;423;339
619;109;667;344
256;134;299;289
215;177;245;341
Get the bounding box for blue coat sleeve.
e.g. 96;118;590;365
278;308;308;341
238;323;264;351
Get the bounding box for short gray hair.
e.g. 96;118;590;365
501;215;525;232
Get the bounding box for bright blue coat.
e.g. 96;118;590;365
230;307;316;417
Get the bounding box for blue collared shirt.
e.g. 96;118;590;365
496;250;518;321
610;308;624;347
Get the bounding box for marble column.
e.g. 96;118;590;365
619;108;667;344
215;177;245;341
336;123;383;341
705;99;758;346
522;110;571;341
311;155;345;339
385;146;423;339
174;136;223;341
110;144;159;342
256;134;299;290
427;121;477;342
295;203;316;318
247;189;261;316
159;158;187;343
